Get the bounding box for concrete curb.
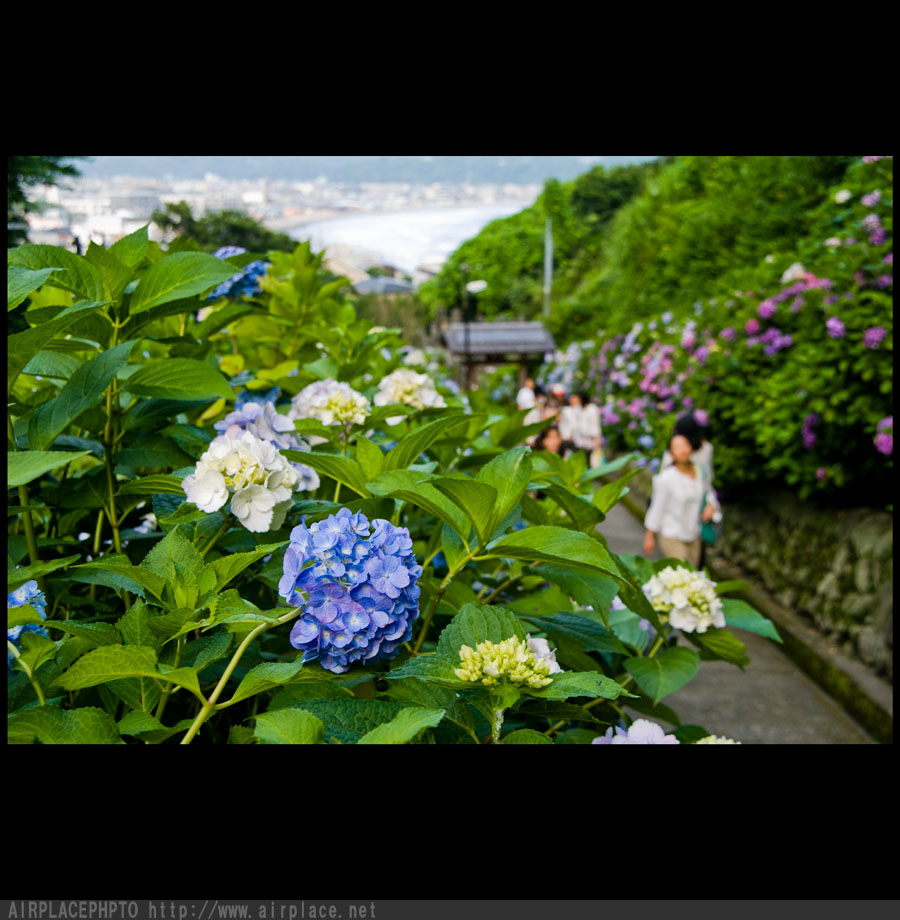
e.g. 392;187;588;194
617;490;893;744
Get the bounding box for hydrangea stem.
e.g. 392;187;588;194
9;411;42;577
200;518;230;557
8;641;46;706
180;608;301;744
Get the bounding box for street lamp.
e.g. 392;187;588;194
460;265;487;392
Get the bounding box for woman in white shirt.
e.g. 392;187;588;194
643;434;718;568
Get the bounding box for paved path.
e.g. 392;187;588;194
598;503;875;744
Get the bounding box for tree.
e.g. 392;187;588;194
8;155;89;247
150;200;299;253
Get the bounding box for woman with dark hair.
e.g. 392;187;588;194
661;411;714;484
643;433;718;568
533;423;565;454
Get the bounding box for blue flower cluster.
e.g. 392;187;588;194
207;246;270;301
279;508;422;673
7;580;48;670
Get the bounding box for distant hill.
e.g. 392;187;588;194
79;156;659;185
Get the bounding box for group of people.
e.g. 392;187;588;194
516;377;719;570
516;378;603;466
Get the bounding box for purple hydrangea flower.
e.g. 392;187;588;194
7;580;48;670
593;719;680;744
816;467;827;481
693;409;709;427
864;327;887;348
745;318;761;335
280;508;421;673
862;156;889;163
861;191;882;207
876;275;892;289
758;299;777;319
720;327;736;341
802;413;818;450
870;229;888;246
885;253;893;265
826;317;845;339
874;434;893;455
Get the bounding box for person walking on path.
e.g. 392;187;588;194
660;411;716;567
643;433;719;568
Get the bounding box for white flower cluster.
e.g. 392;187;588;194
288;379;370;427
696;734;741;744
182;429;299;533
374;368;446;412
454;634;563;689
642;565;725;634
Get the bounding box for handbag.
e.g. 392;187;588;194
700;517;720;545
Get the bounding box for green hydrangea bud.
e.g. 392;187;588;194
454;636;557;689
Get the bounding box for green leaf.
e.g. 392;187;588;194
116;474;186;497
429;477;497;546
721;597;782;642
209;541;287;594
7;604;45;630
518;612;630;659
124;358;232;400
85;242;133;302
22;349;83;380
591;468;641;514
544;483;604;532
253;708;325;744
8;706;122;744
72;556;166;603
356;706;445;744
477;447;533;537
623;647;700;704
228;658;308;705
28;340;137;450
188;632;233;672
527;670;636;701
692;628;750;668
128;251;241;315
108;223;149;269
7;450;92;488
289;699;408;745
488;525;620;576
579;452;640;482
714;579;752;595
435;602;527;662
285;450;370;498
355;434;384;480
537;566;621;629
8;265;60;311
116;601;162;651
49;644;157;690
7;300;108;387
366;470;471;541
9;244;106;302
383;413;481;471
7;554;81;590
43;620;122;648
500;729;555;744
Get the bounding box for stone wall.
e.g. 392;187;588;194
621;463;893;683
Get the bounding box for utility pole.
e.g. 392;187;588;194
543;216;553;317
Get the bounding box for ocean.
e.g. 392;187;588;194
288;204;528;277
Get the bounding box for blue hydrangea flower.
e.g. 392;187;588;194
7;580;48;670
236;386;282;409
207;248;270;301
279;508;421;673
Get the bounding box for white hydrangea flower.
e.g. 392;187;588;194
403;348;427;367
374;368;446;413
696;734;741;744
182;429;300;533
642;566;725;634
833;189;852;203
526;634;563;674
288;379;370;427
780;262;807;283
